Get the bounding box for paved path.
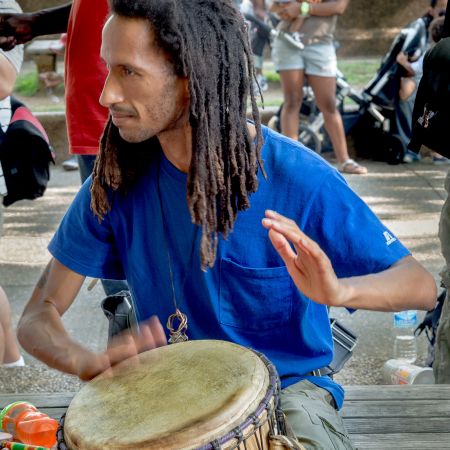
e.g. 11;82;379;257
0;158;447;392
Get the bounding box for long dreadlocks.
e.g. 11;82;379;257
91;0;264;269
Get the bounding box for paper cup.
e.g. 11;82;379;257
383;359;435;385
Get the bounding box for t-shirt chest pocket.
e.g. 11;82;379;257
219;257;294;331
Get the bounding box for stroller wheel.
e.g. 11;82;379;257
298;123;322;154
386;134;405;165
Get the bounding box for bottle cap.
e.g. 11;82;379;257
0;431;13;442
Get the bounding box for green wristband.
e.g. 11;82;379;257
299;1;310;17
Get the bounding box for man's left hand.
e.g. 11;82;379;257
262;209;348;306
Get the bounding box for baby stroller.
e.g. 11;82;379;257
268;17;428;164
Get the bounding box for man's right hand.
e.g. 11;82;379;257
0;13;38;50
74;316;168;381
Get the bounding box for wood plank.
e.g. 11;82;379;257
349;433;450;450
341;399;450;417
342;417;450;434
344;385;450;401
34;407;67;421
0;392;74;409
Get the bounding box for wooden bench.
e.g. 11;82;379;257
1;385;449;449
25;39;64;74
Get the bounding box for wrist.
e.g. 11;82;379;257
299;1;310;17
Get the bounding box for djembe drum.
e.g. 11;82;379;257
57;340;299;450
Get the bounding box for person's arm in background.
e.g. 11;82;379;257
396;52;416;77
279;0;349;21
0;3;72;51
251;0;267;20
0;51;18;99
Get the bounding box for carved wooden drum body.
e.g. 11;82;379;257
58;340;285;450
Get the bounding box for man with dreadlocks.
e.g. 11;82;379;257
17;0;436;448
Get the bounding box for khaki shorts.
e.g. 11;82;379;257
281;380;355;450
272;39;337;77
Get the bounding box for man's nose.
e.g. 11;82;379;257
99;73;124;108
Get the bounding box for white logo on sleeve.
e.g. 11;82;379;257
383;231;396;246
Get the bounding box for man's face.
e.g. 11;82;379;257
100;15;190;143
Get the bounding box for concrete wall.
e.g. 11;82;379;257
18;0;66;11
336;0;430;57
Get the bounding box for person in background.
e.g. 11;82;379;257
396;0;447;163
272;0;367;175
0;1;127;296
408;1;450;384
17;1;436;448
240;0;272;92
396;16;448;164
273;0;322;48
0;0;24;368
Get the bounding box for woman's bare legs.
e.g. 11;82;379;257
279;69;305;140
0;286;21;364
308;74;367;173
307;75;349;164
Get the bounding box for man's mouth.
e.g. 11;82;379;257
110;113;136;127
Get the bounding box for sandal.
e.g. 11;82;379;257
339;159;368;175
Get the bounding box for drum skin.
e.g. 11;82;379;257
64;340;270;450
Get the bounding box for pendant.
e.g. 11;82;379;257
167;308;189;344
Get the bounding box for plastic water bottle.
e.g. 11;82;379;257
393;310;418;363
0;402;58;448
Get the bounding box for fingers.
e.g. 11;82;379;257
262;210;313;257
74;316;167;381
105;315;167;366
0;36;16;51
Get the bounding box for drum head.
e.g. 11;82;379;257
64;340;270;450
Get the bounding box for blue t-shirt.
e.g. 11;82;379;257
49;126;410;409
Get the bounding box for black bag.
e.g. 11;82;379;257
101;290;138;344
0;96;55;207
415;289;446;367
408;38;450;157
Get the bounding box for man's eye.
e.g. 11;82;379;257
122;66;135;76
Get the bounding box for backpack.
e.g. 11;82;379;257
408;38;450;157
415;289;446;367
0;96;55;207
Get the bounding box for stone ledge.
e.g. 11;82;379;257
34;111;69;165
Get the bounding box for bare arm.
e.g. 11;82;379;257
278;0;350;21
17;258;167;380
396;52;416;77
0;3;71;50
262;210;437;312
251;0;267;20
0;53;17;99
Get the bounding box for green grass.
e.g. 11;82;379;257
29;104;66;113
262;58;380;88
14;71;39;96
337;60;379;87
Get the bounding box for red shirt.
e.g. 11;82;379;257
65;0;109;155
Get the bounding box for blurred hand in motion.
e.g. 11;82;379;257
75;315;167;381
